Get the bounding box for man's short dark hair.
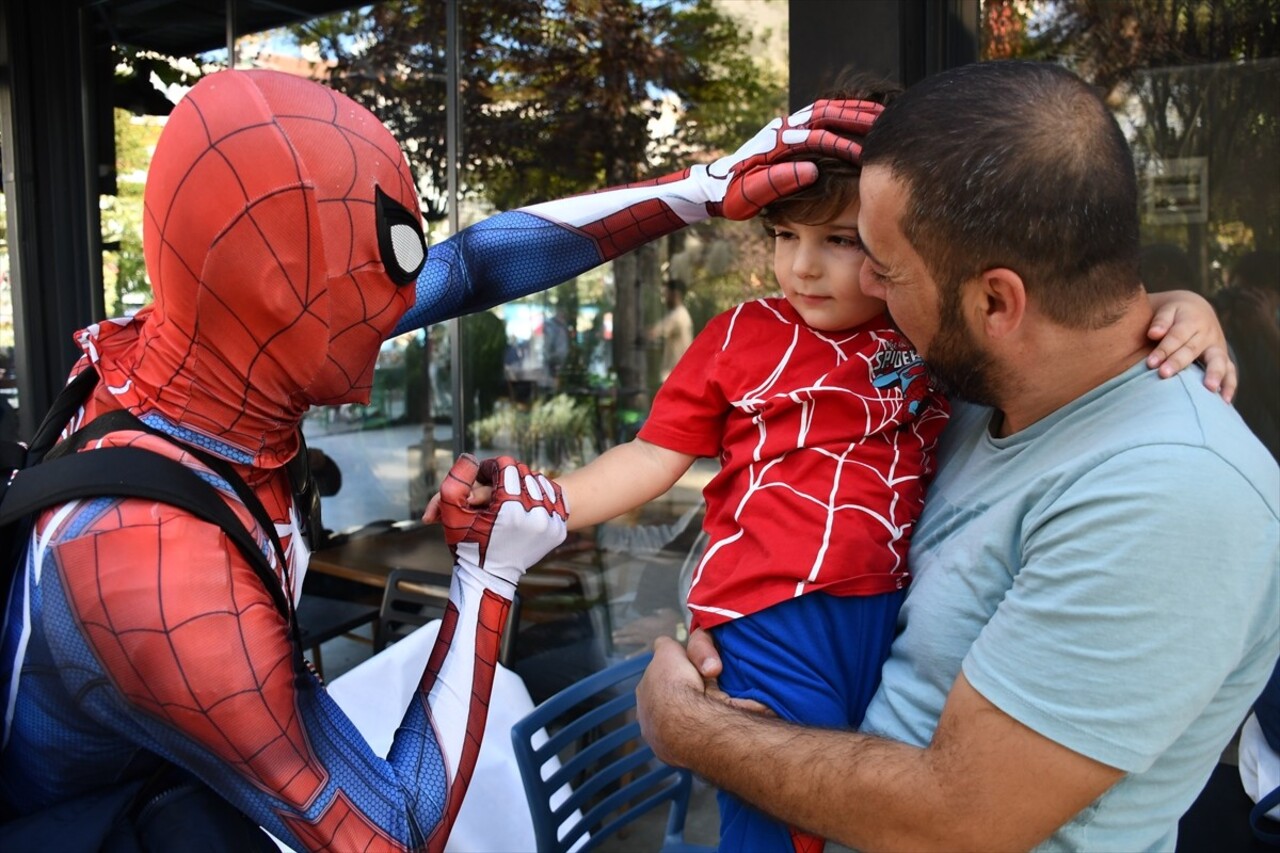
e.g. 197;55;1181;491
862;61;1141;329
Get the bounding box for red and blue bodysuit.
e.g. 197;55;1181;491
0;69;879;851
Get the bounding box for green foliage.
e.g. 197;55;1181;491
102;108;161;315
461;310;508;422
291;0;781;216
471;394;594;474
983;0;1280;275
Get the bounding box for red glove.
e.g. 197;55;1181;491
437;454;567;594
708;99;884;220
516;99;883;261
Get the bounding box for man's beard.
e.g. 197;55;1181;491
926;295;1002;407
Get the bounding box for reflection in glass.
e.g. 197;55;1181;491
0;130;16;440
980;0;1279;457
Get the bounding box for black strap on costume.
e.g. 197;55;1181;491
1253;784;1280;844
0;366;310;681
286;430;325;553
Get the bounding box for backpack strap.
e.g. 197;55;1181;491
0;445;309;679
0;365;101;482
25;365;103;463
4;367;312;681
53;410;292;577
286;429;325;553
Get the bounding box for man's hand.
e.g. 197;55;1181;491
682;626;723;679
698;99;884;220
637;631;772;764
637;636;714;766
435;454;567;596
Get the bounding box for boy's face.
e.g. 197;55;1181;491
772;198;886;333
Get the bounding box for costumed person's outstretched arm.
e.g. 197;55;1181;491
393;100;882;334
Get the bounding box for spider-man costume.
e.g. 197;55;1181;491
0;69;879;850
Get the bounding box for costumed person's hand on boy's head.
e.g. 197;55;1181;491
700;99;884;221
431;454;568;594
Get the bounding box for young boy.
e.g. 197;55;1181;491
552;149;945;852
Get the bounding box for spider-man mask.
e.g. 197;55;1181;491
134;69;425;433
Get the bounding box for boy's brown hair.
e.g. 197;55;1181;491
761;72;902;230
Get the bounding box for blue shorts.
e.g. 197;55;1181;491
711;590;904;851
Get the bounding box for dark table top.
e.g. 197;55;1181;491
309;523;450;588
309;523;602;591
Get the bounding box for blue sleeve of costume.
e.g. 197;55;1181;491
393;211;605;335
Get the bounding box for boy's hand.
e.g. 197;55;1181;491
1146;289;1237;402
432;454;567;593
422;481;493;524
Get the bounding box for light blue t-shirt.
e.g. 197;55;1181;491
862;361;1280;851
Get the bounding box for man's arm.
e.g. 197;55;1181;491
637;633;1122;853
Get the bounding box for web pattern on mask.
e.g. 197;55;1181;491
137;74;418;454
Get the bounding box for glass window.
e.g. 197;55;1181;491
93;0;789;690
290;1;788;689
980;0;1280;460
0;123;17;440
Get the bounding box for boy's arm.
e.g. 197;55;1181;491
557;438;696;531
1145;289;1236;401
422;439;694;533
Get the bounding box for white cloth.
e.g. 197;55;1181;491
327;621;540;852
1240;712;1280;821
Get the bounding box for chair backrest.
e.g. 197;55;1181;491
375;567;453;653
510;653;697;852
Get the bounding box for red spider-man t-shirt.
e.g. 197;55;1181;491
638;298;950;631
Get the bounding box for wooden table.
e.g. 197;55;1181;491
309;524;603;599
309;523;451;589
310;524;617;701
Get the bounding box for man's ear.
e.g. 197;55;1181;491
969;267;1026;340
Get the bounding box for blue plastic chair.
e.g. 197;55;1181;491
510;652;714;852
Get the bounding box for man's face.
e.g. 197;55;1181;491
856;166;1000;404
855;167;942;351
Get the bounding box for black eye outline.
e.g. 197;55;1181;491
374;186;427;286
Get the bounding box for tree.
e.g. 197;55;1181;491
102;108;161;316
986;0;1280;284
104;48;223;312
292;0;785;405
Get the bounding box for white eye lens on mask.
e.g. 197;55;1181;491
375;187;427;286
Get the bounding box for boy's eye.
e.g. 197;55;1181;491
772;229;797;240
830;235;860;248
